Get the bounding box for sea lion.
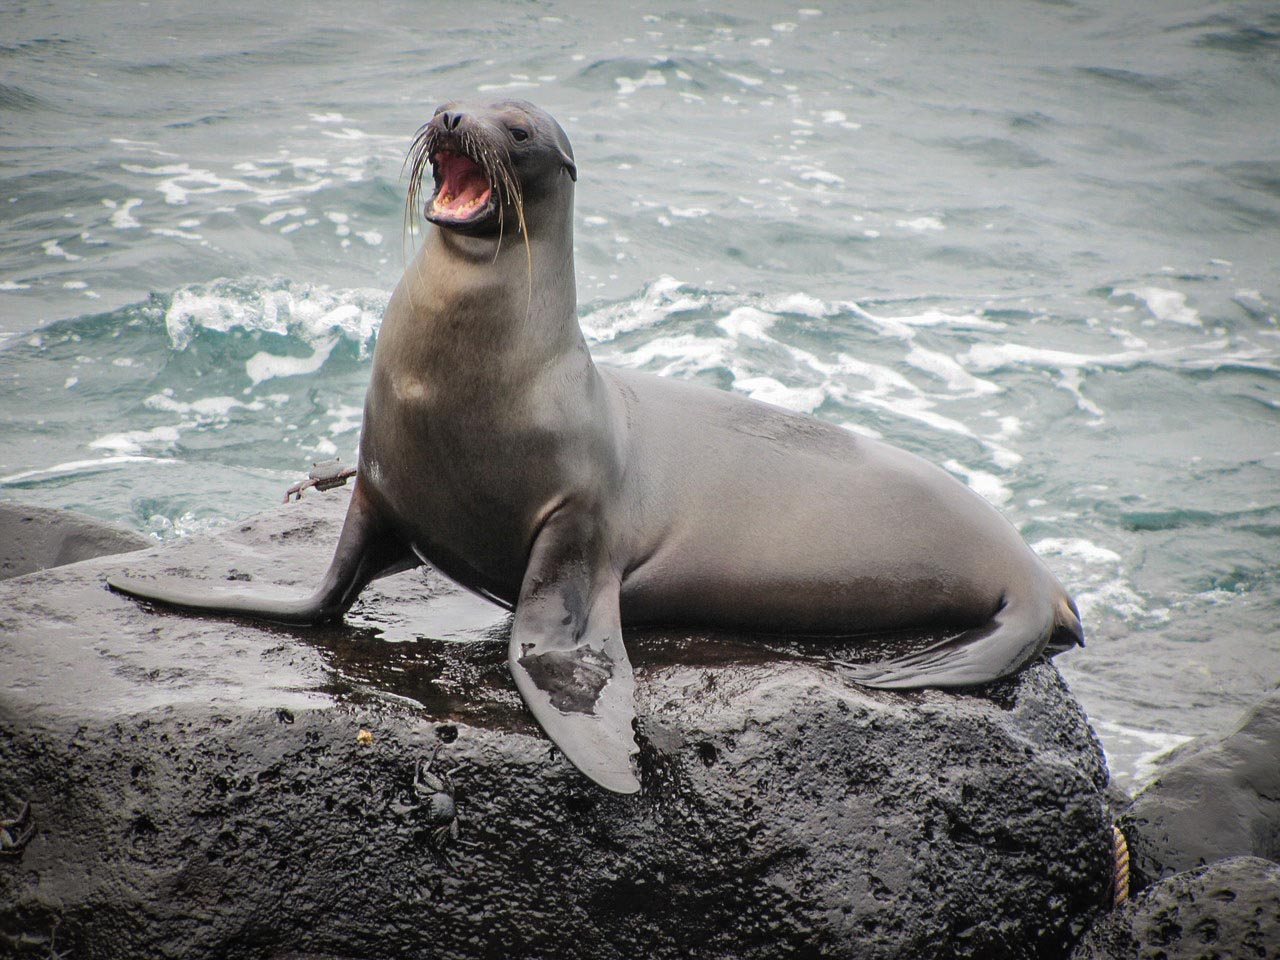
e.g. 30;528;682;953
109;99;1083;795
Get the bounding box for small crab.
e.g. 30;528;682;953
283;458;357;503
413;745;460;851
0;800;35;860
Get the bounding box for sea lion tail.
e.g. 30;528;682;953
842;580;1080;690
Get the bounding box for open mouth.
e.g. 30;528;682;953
429;150;493;223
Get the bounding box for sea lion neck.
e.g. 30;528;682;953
377;213;588;387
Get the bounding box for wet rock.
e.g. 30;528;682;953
1120;688;1280;890
0;500;150;580
1070;856;1280;960
0;490;1112;960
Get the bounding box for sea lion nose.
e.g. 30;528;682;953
438;110;463;132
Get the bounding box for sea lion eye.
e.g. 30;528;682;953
510;127;530;142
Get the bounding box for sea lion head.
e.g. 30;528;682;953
406;99;577;240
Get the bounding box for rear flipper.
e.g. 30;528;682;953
107;484;415;626
843;589;1083;690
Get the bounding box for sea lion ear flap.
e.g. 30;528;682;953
560;149;577;182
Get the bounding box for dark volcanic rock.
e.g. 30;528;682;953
1120;688;1280;890
0;500;150;580
0;490;1112;960
1070;857;1280;960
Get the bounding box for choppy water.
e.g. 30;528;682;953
3;1;1278;788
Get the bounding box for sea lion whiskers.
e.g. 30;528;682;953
402;120;533;314
465;129;533;312
496;160;535;317
401;121;438;296
402;120;434;242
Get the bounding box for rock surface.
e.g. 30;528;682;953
1120;688;1280;890
1070;856;1280;960
0;500;150;580
0;490;1112;960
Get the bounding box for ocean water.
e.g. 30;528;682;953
2;1;1277;789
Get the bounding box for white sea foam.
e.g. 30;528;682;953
942;459;1011;505
603;333;736;378
1032;537;1121;566
163;280;385;354
798;168;844;185
849;303;1006;334
0;455;179;486
1031;536;1156;623
762;292;830;317
905;345;999;396
968;343;1137;374
319;128;369;142
588;285;1061;477
615;71;667;96
42;239;82;261
145;511;226;540
477;78;541;92
246;336;338;385
121;141;392;226
122;162;256;206
717;306;777;340
580;275;697;341
166;287;260;347
260;207;306;226
820;109;860;130
150;227;203;241
144;393;262;419
1115;286;1201;327
961;339;1206;422
89;425;182;455
895;216;944;232
102;197;142;229
585;280;844;346
326;403;364;436
732;376;825;412
285;157;328;171
1090;719;1194;789
828;353;981;441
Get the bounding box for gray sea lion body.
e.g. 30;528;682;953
110;100;1082;794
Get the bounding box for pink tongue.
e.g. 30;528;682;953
438;153;490;214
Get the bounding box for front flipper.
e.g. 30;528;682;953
508;507;639;795
108;482;415;626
